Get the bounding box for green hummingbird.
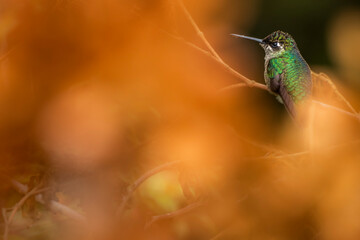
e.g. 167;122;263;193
231;30;312;119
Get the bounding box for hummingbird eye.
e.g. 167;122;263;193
270;42;280;49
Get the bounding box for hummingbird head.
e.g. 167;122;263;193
260;31;298;58
231;30;298;59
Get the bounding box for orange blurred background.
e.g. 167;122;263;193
1;0;360;239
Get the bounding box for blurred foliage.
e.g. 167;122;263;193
139;171;184;213
0;0;360;240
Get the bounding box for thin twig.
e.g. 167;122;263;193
312;72;357;114
176;0;222;61
7;187;50;225
137;1;265;90
116;161;181;216
312;100;359;120
147;14;267;90
226;126;285;155
162;30;215;59
2;208;9;240
176;0;266;89
170;31;267;90
3;186;44;240
257;138;360;160
10;180;86;222
270;151;309;159
1;209;7;224
218;81;358;120
163;28;266;90
218;83;248;93
145;200;203;229
135;6;263;88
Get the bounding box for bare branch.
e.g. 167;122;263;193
170;31;268;91
226;126;285;155
145;200;203;229
176;0;266;89
218;82;359;120
116;161;181;216
176;0;222;61
134;1;265;91
10;180;86;222
135;8;266;91
3;186;44;240
218;83;248;93
258;138;360;160
312;100;359;120
2;208;9;240
312;72;358;114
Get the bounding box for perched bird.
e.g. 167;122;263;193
231;31;312;119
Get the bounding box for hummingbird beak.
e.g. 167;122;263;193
230;34;263;43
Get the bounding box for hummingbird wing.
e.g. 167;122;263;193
278;76;296;119
269;72;296;120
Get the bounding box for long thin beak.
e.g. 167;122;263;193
230;34;263;43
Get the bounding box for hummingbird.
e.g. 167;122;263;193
231;31;312;119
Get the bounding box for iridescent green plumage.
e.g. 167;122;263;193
266;50;311;104
231;30;312;119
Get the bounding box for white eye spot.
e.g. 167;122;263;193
270;42;281;49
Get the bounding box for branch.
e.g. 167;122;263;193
169;31;268;90
135;0;265;91
312;100;359;120
116;161;181;216
312;72;358;114
3;186;46;240
218;83;248;93
226;126;285;155
257;138;360;161
176;0;222;61
176;0;267;90
145;200;203;229
10;180;86;222
218;82;359;120
1;209;8;240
